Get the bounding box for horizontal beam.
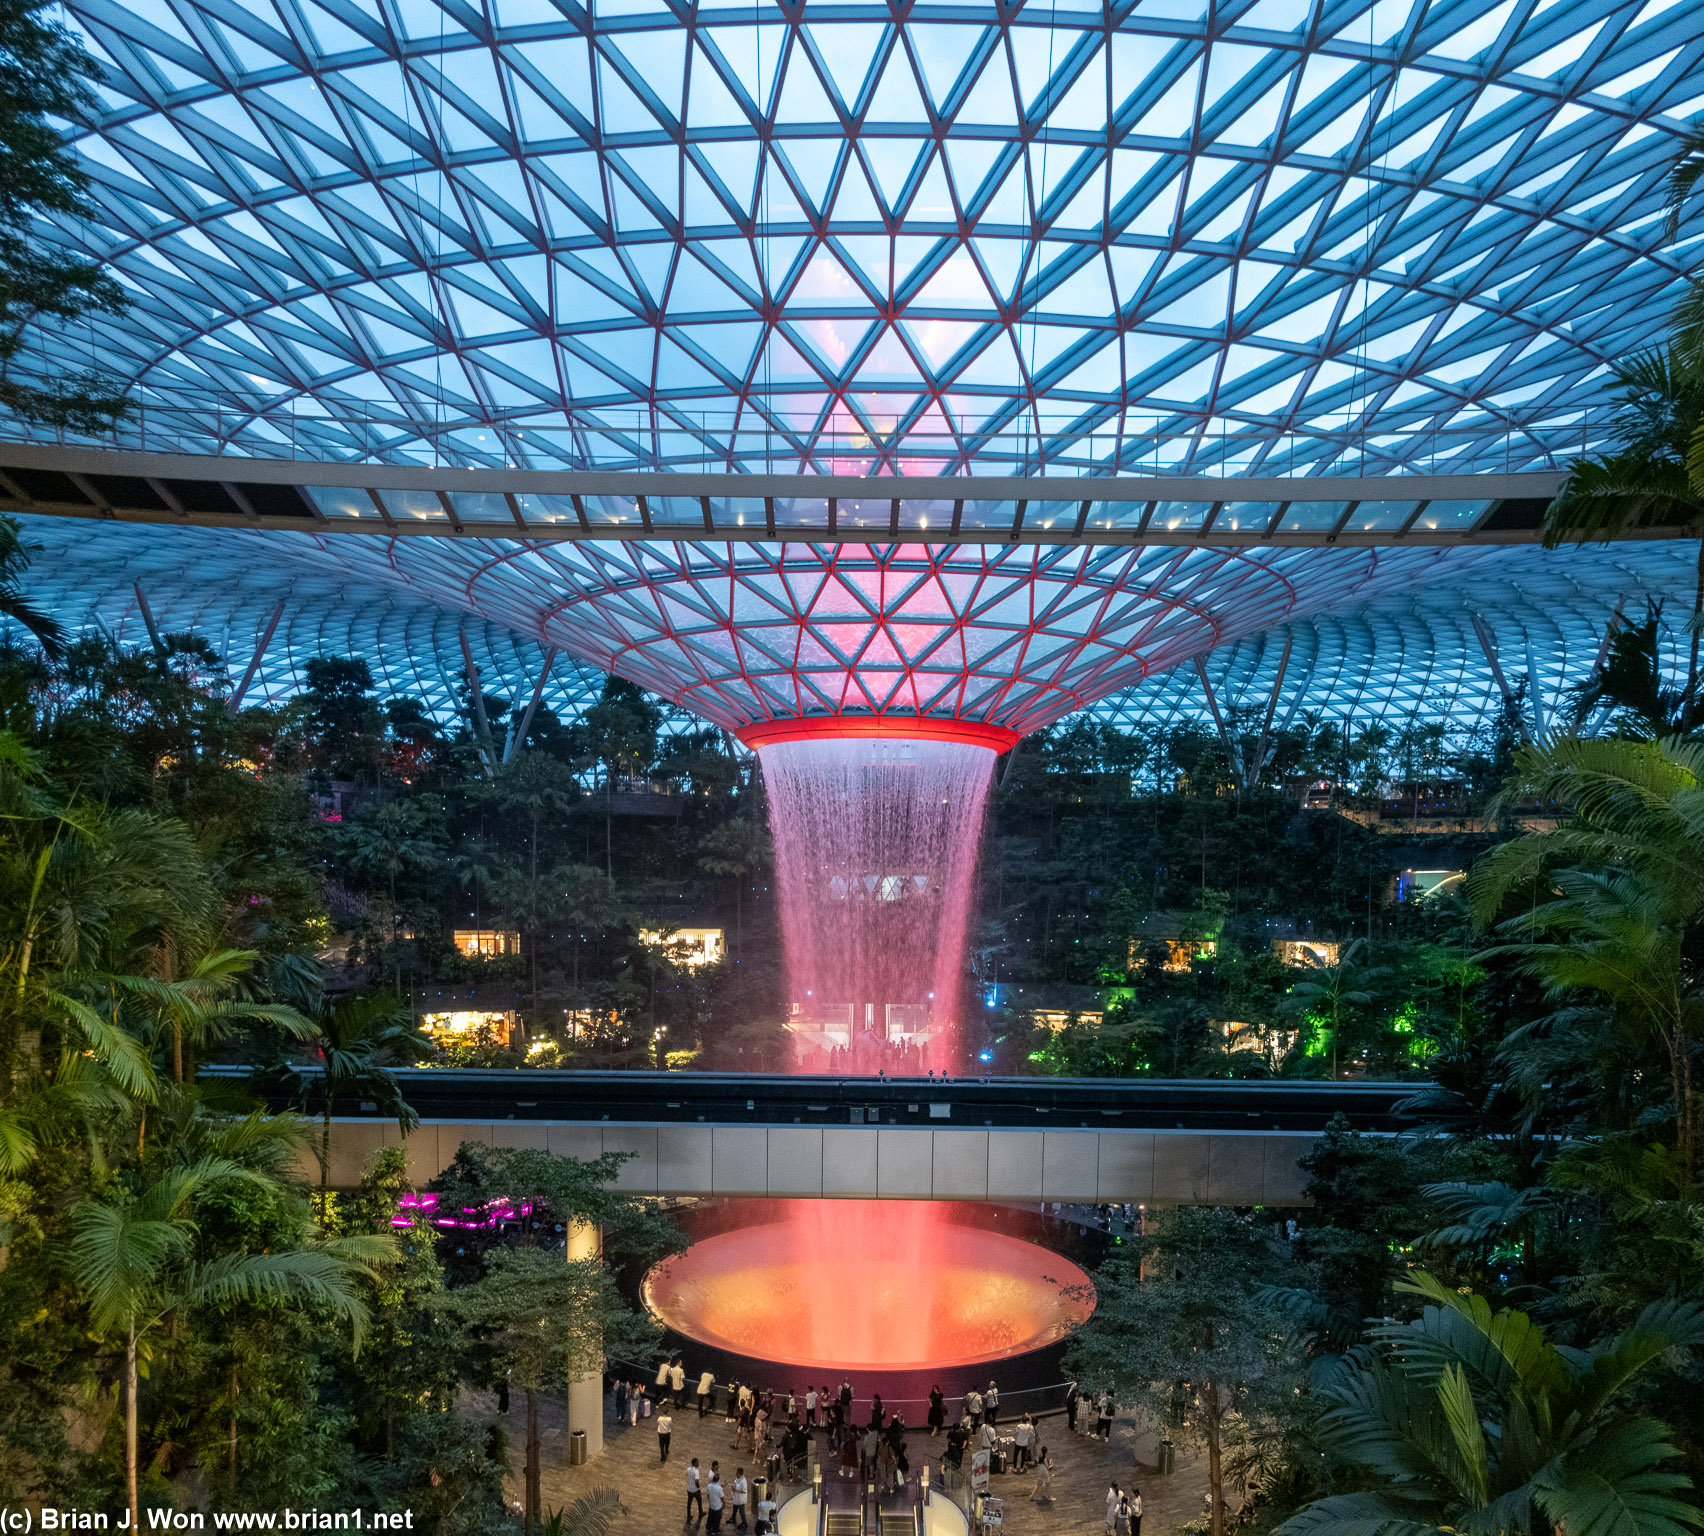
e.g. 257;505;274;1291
9;490;1678;550
0;439;1563;505
311;1118;1318;1206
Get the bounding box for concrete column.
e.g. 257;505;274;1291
565;1221;605;1460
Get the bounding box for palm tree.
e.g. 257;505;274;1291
1542;349;1704;731
0;517;63;658
1273;1271;1704;1536
1467;736;1704;1184
1284;938;1389;1079
298;991;429;1223
68;1157;384;1533
120;944;313;1082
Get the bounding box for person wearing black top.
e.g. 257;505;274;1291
868;1393;885;1431
944;1423;967;1471
1065;1381;1080;1432
927;1387;945;1436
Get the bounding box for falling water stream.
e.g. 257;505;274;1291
640;734;1075;1377
758;735;996;1076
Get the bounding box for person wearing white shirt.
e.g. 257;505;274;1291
730;1469;749;1531
754;1494;778;1536
1013;1414;1034;1470
985;1381;1000;1427
805;1387;818;1425
685;1459;703;1522
979;1420;998;1453
966;1389;983;1429
706;1472;725;1534
1105;1482;1122;1536
698;1370;716;1417
670;1361;686;1399
657;1410;673;1463
1129;1488;1143;1536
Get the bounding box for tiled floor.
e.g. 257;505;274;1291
467;1393;1211;1535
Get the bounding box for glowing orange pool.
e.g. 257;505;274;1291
641;1201;1095;1372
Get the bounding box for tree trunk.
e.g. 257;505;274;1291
1685;531;1704;727
525;1386;540;1536
126;1324;140;1536
320;1103;333;1229
172;1022;183;1083
1205;1378;1224;1536
229;1363;239;1476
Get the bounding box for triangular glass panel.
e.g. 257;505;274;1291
1130;62;1202;138
864;48;931;124
956;51;1017;125
908;23;987;110
944;139;1007;204
772;49;841;126
1221;76;1290;145
866;138;927;209
608;29;687;120
977;156;1030;228
1048;44;1107;130
687;45;750;129
700;139;761;211
668;251;751;314
832;157;885;223
597;56;659;134
907;151;955;221
703;25;787;115
805;23;888;112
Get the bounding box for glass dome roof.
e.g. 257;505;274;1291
16;512;1691;735
20;0;1703;475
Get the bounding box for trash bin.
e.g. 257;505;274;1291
569;1430;588;1466
1156;1439;1175;1476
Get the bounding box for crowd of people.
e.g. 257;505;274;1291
607;1362;1148;1527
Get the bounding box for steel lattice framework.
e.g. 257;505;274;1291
17;510;1691;735
16;0;1703;476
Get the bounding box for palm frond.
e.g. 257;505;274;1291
1530;1417;1703;1536
1271;1490;1446;1536
186;1249;373;1350
548;1489;625;1536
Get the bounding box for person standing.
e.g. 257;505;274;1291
1105;1482;1122;1536
966;1387;983;1431
629;1384;644;1426
671;1360;687;1402
839;1379;853;1416
685;1459;703;1522
706;1471;724;1535
805;1385;818;1426
1115;1495;1132;1536
1012;1414;1033;1471
1032;1447;1053;1504
698;1370;716;1418
1099;1394;1117;1440
1129;1488;1143;1536
614;1379;628;1426
657;1407;674;1463
927;1385;945;1437
656;1358;672;1392
985;1381;999;1427
1065;1381;1079;1433
755;1490;777;1536
731;1467;749;1531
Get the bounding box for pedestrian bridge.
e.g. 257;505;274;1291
254;1071;1429;1208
